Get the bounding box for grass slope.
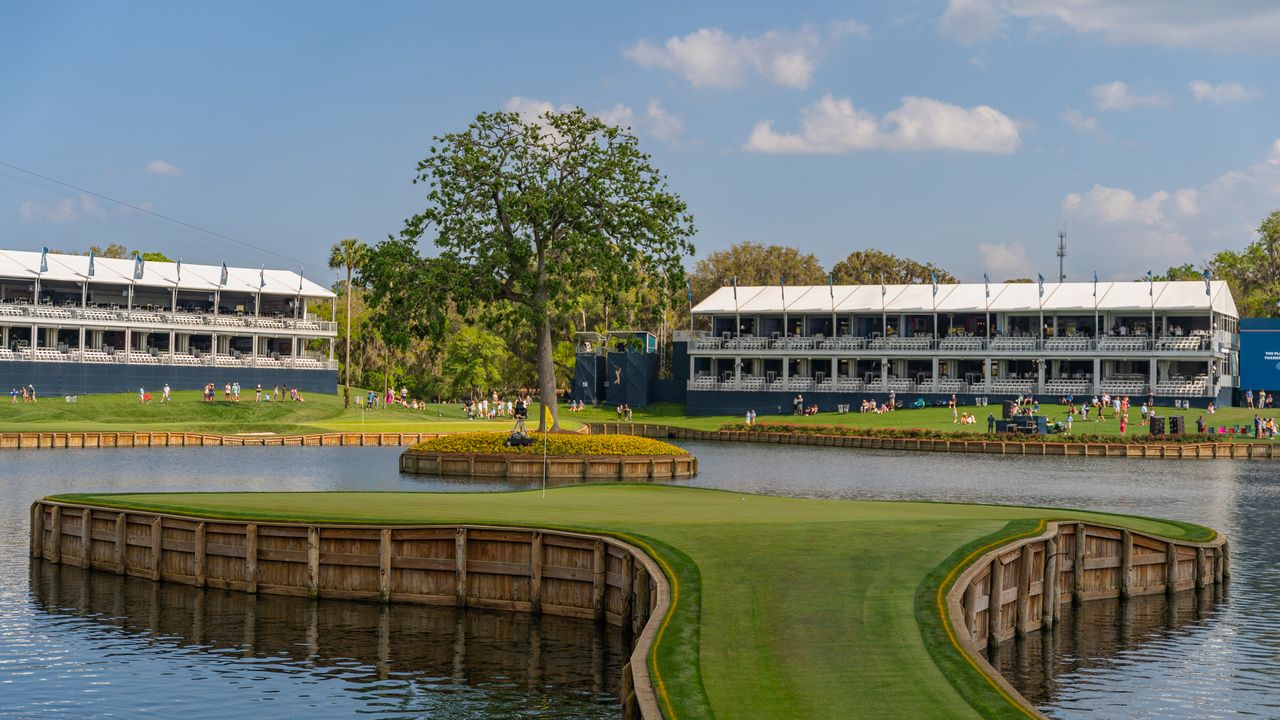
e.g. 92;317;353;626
0;390;582;434
573;402;1278;439
50;485;1213;720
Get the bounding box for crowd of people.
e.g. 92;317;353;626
8;384;37;403
199;382;307;403
1245;389;1274;409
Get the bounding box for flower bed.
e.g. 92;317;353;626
410;431;688;456
719;422;1226;444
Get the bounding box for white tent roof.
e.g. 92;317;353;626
692;281;1237;318
0;249;335;298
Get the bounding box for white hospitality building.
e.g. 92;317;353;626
683;280;1238;413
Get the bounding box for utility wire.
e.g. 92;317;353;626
0;160;332;276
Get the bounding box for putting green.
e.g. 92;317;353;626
49;485;1214;719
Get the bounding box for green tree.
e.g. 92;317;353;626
441;326;509;400
1005;278;1034;283
394;108;695;430
329;237;369;407
1154;263;1203;281
1210;211;1280;318
690;242;825;303
830;249;957;285
141;251;174;262
89;243;130;259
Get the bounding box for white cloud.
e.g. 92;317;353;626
745;93;1021;154
936;0;1280;54
1062;137;1280;271
17;194;103;224
645;100;684;142
1188;80;1260;104
1060;108;1109;142
624;22;865;89
144;159;182;176
939;0;1005;44
977;241;1035;279
503;96;684;145
1089;81;1170;111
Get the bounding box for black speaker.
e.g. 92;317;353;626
1169;416;1185;435
1002;400;1015;420
1149;416;1166;435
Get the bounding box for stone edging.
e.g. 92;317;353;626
589;423;1280;459
29;500;671;720
943;520;1229;718
399;449;698;480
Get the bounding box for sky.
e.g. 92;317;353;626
2;0;1279;286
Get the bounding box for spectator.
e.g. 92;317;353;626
162;383;171;403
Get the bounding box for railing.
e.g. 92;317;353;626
0;303;337;334
0;348;337;371
686;333;1214;354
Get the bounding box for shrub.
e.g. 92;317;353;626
718;422;1225;445
411;431;688;456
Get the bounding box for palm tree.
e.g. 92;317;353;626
329;238;368;408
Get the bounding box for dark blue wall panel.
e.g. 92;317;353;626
1240;318;1280;394
0;362;336;397
684;390;1216;417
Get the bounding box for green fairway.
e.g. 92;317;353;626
51;485;1214;720
572;401;1277;438
0;390;582;434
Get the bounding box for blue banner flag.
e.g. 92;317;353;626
259;266;266;289
88;251;95;278
133;252;144;280
1203;268;1211;296
983;273;990;299
175;259;181;282
686;278;693;307
1037;273;1044;298
39;247;48;273
931;271;938;297
220;263;228;286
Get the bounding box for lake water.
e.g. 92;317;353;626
2;443;1277;718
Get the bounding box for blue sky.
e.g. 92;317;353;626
2;1;1279;284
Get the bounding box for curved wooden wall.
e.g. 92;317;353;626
29;500;670;720
944;520;1229;719
399;450;698;480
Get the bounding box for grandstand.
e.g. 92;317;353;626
682;280;1239;412
0;249;338;394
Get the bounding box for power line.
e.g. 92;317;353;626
0;160;332;276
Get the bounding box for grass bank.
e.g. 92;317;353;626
50;485;1214;719
572;402;1279;440
0;390;582;435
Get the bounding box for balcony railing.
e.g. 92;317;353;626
687;332;1215;354
0;302;337;334
687;373;1212;397
0;345;337;371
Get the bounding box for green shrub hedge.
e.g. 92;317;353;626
411;431;688;456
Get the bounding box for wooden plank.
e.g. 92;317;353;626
530;532;543;615
1042;536;1059;629
194;522;207;587
1072;523;1085;601
621;552;634;630
48;506;62;563
1015;544;1032;635
379;528;391;602
987;556;1004;645
593;540;607;623
963;578;979;641
1195;546;1208;588
115;512;128;572
1120;529;1133;598
149;516;163;580
30;503;44;560
81;507;93;569
455;527;467;608
245;523;258;593
307;526;319;599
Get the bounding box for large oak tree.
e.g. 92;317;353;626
690;242;826;302
392;108;694;430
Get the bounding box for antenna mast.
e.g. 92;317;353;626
1056;230;1067;282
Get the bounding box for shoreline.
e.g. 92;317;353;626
590;422;1280;460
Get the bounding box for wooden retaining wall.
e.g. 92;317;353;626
399;450;698;480
0;431;443;450
29;500;670;720
944;520;1229;719
590;423;1280;459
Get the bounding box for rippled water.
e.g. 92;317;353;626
2;443;1278;718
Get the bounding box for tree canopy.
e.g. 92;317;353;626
830;249;956;285
1211;210;1280;318
690;242;825;301
371;108;695;429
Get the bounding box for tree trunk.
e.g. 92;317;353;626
344;265;352;408
536;316;559;432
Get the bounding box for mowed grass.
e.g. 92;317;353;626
52;485;1214;720
573;401;1278;438
0;390;583;435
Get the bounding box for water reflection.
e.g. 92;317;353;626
25;561;624;719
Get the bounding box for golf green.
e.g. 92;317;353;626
48;485;1215;719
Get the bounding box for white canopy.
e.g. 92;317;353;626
693;281;1237;318
0;249;335;298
